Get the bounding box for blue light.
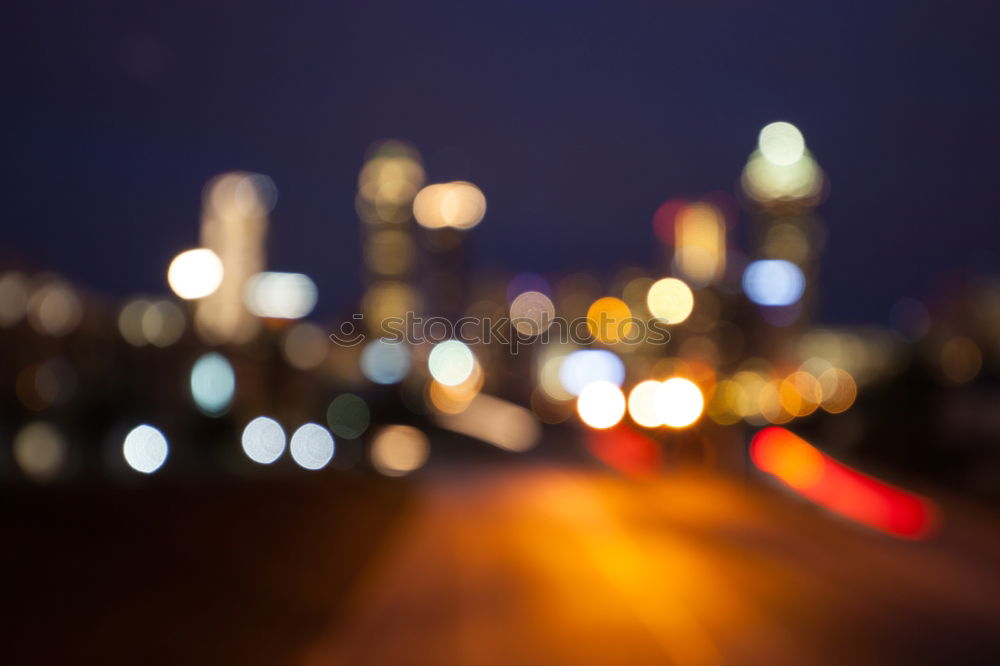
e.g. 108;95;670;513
559;350;626;396
190;352;235;415
743;260;805;307
360;338;411;385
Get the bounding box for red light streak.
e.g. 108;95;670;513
587;425;662;478
750;427;940;539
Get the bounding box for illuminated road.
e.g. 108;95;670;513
306;466;1000;666
8;463;1000;665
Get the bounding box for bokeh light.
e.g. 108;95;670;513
326;393;371;439
742;148;823;203
673;203;726;287
659;377;705;428
646;277;694;324
509;290;555;336
14;421;67;482
586;297;634;344
743;259;805;307
428;340;475;386
27;281;82;336
819;368;858;414
241;416;286;464
370;425;430;476
118;298;151;346
576;381;626;429
707;379;746;425
123;424;168;474
289;423;335;470
559;349;626;396
627;380;667;428
244;272;318;319
360;338;411;384
428;357;484;414
190;352;235;416
758;121;805;166
0;271;28;327
434;394;541;451
357;142;425;211
142;299;185;347
167;248;224;300
282;322;329;370
413;181;487;230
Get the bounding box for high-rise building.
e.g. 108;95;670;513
196;172;273;344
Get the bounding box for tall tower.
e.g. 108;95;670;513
196;172;272;344
356;141;425;338
740;121;825;332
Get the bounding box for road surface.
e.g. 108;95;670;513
6;461;1000;665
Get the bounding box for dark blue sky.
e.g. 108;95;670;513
3;0;998;324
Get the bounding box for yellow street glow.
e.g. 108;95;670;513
586;297;634;344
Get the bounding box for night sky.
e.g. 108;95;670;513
3;1;998;324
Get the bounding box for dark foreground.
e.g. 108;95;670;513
6;457;1000;665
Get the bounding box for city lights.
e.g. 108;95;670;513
244;272;318;319
0;271;28;327
14;421;67;481
751;427;940;539
576;381;626;429
190;352;235;416
289;423;335;470
282;322;329;370
674;203;726;287
818;368;857;414
559;349;625;396
758;121;805;166
370;425;430;476
509;290;555;336
360;338;411;384
141;299;185;347
413;181;487;230
586;296;634;344
658;378;704;428
646;277;694;324
434;393;541;452
627;380;667;428
742;259;805;307
167;248;224;300
241;416;286;464
427;357;483;414
742;148;823;203
7;16;1000;660
27;281;82;336
122;425;168;474
428;340;475;387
